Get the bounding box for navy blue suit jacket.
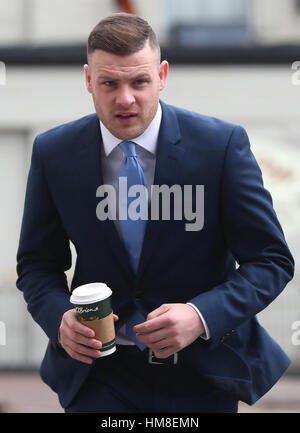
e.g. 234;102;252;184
16;101;294;408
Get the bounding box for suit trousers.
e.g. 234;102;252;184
64;345;239;413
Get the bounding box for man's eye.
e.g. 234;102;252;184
103;81;115;86
135;79;147;85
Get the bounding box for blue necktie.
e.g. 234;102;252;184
118;141;147;273
118;141;147;349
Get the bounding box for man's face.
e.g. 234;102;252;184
84;42;168;140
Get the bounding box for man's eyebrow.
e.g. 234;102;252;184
96;72;151;81
97;74;118;81
133;73;151;79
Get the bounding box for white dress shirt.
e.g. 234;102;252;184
99;103;210;344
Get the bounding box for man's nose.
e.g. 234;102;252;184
115;86;135;107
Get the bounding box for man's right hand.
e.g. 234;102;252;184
59;309;119;365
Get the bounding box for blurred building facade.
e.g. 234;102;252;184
0;0;299;371
1;0;300;46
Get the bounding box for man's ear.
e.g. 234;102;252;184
84;64;92;94
159;60;169;91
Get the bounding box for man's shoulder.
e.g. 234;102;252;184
36;113;98;144
163;102;239;136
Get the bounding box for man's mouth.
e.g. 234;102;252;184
115;113;137;119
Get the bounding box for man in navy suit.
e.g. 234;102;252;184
16;13;294;413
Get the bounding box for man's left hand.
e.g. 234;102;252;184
133;303;205;358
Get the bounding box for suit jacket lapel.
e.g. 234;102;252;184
77;114;134;279
136;101;184;279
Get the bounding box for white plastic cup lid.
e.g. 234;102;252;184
70;282;112;305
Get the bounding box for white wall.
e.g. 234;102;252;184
0;131;29;285
1;64;299;128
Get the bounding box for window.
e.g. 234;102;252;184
161;0;251;47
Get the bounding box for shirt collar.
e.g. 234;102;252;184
100;103;162;157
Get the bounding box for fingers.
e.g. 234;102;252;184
137;329;176;358
59;309;102;364
146;304;169;321
136;326;171;346
136;329;176;355
135;316;178;357
63;322;102;349
64;309;95;338
63;340;102;364
133;304;186;358
134;304;173;335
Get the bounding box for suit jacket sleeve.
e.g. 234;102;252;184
188;125;294;348
16;135;73;347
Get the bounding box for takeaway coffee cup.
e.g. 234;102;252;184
70;282;116;356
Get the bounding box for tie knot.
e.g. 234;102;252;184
119;141;137;158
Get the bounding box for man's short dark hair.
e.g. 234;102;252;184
87;13;160;61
